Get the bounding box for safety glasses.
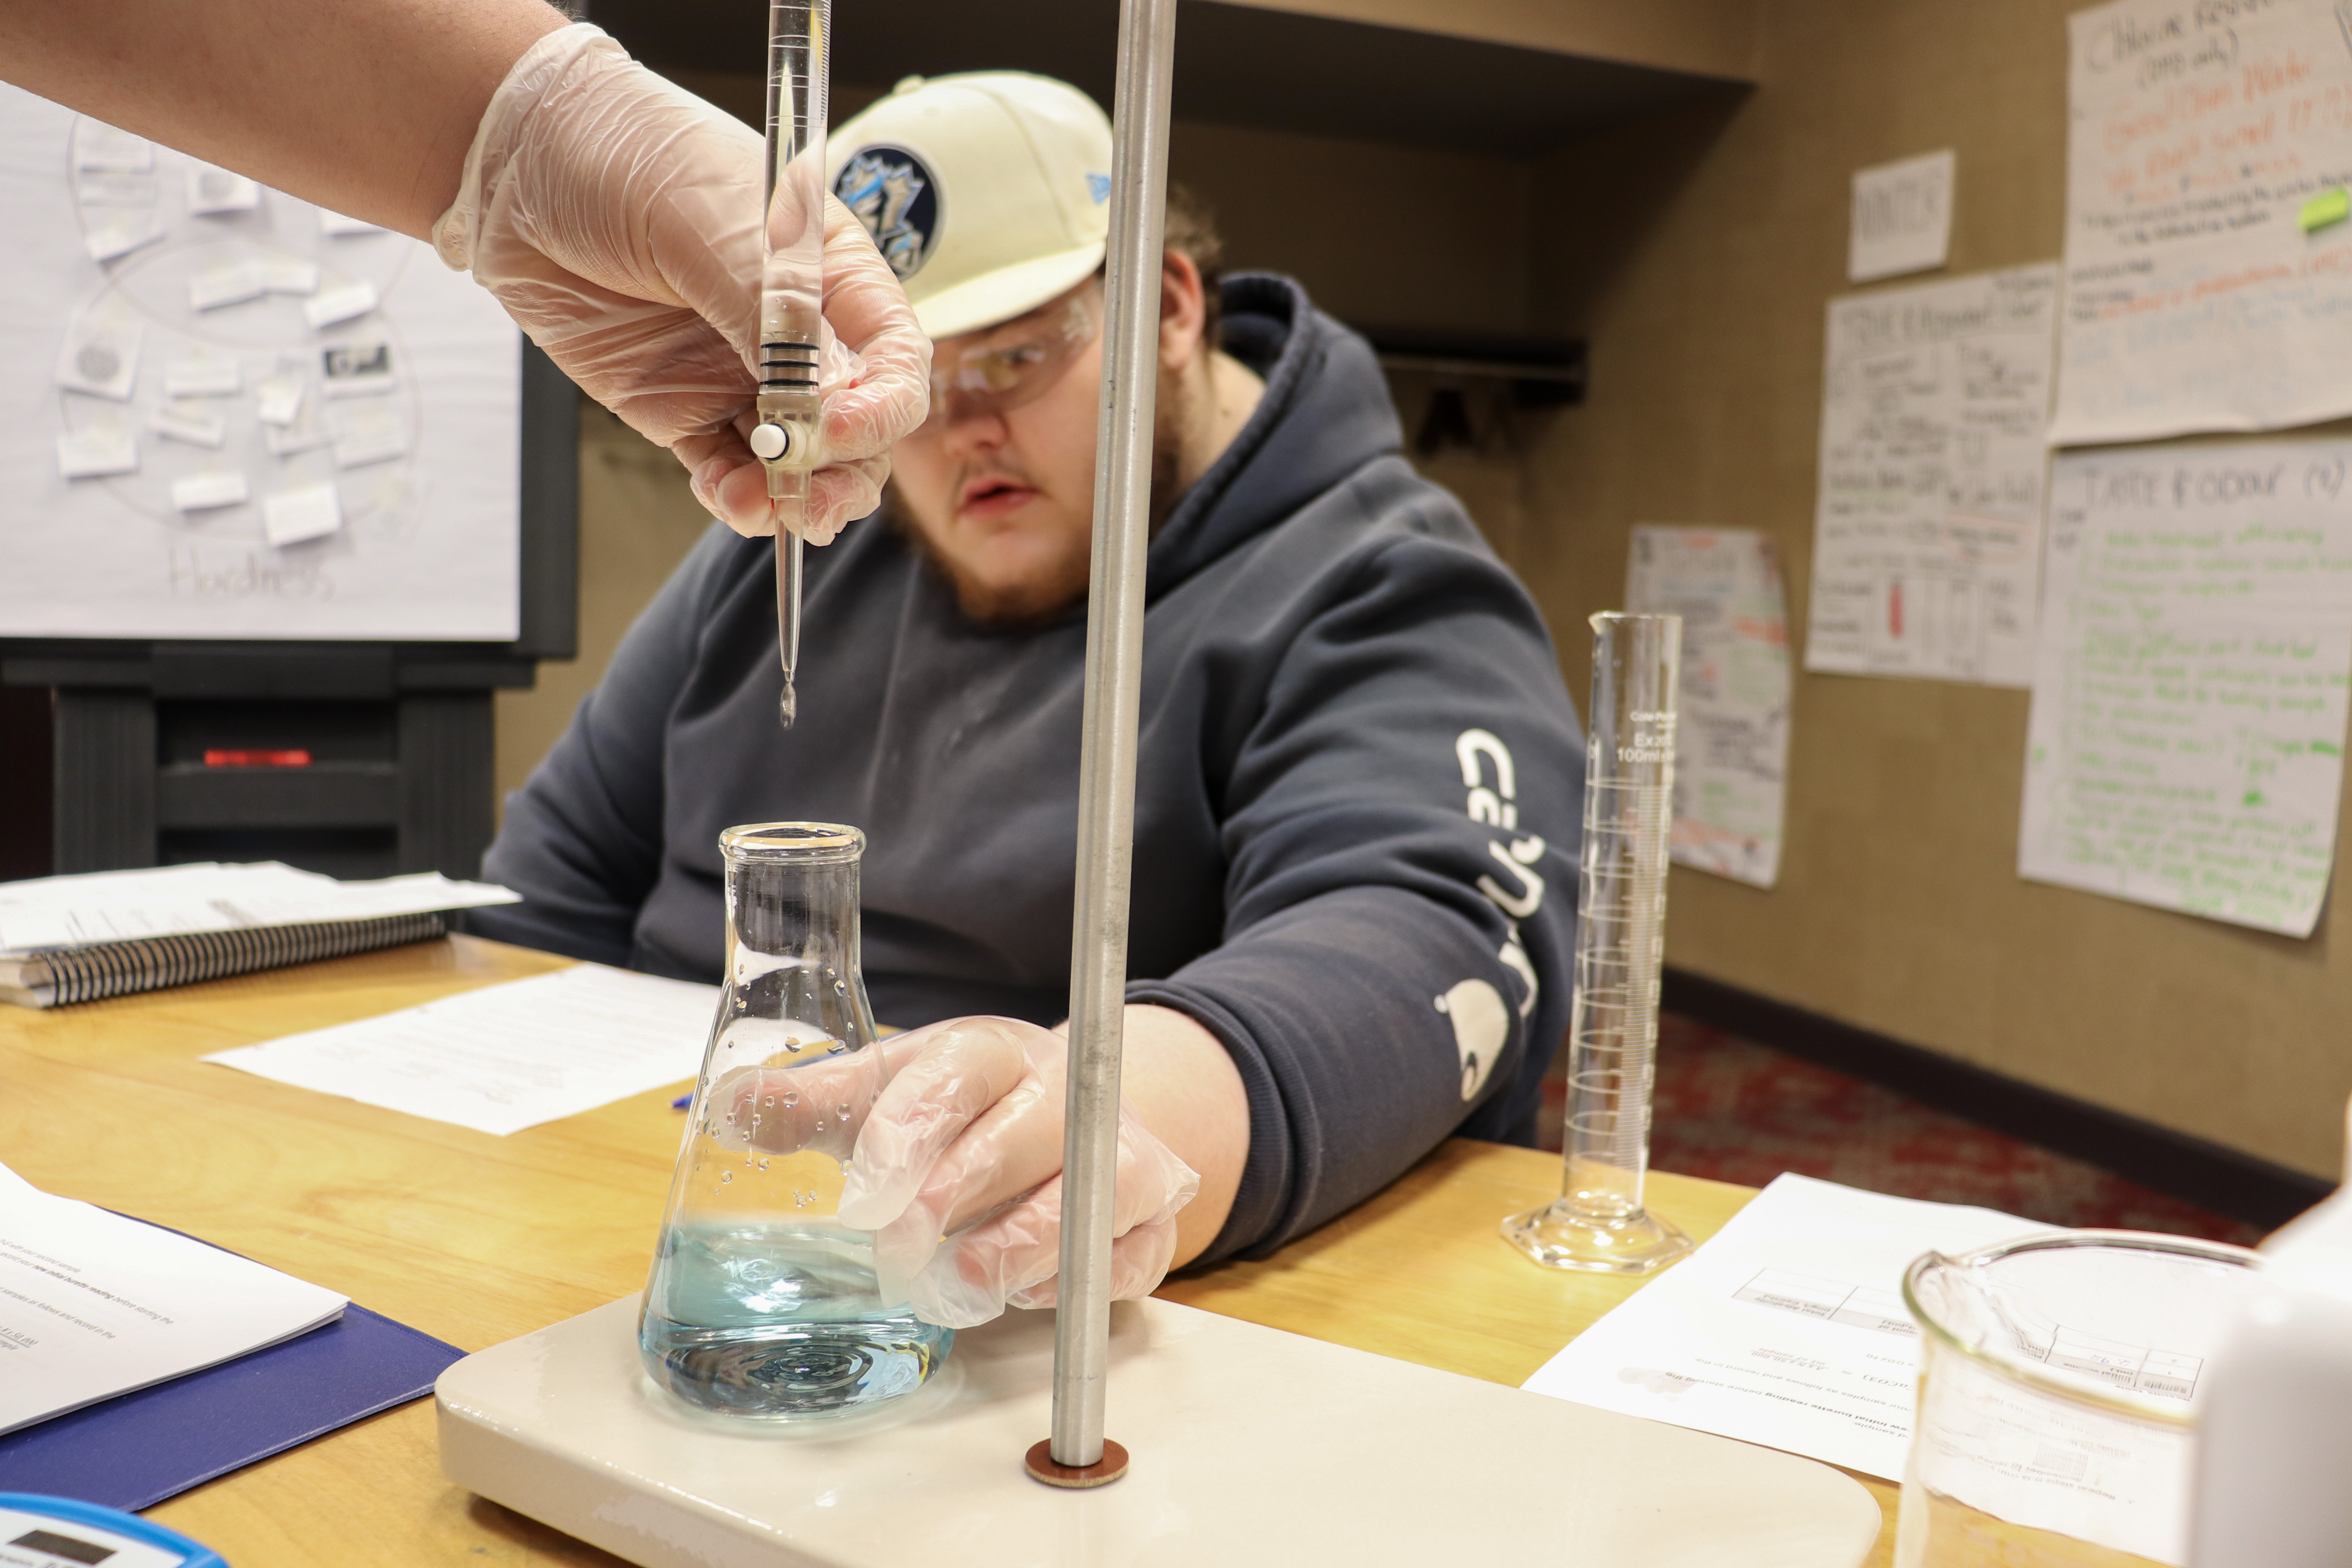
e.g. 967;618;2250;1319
924;283;1102;425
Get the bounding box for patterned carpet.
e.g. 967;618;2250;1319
1537;1013;2263;1247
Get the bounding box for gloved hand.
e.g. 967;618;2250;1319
432;22;929;543
835;1016;1201;1330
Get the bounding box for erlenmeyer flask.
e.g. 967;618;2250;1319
638;822;953;1417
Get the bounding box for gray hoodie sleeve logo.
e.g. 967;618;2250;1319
1455;728;1544;1024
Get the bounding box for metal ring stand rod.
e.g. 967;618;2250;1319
1030;0;1180;1489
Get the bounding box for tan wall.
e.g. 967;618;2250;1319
1230;0;1759;79
1515;0;2352;1179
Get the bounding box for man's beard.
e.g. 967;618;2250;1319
893;383;1189;632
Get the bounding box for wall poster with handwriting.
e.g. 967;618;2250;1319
1806;264;2059;688
2051;0;2352;445
2020;441;2352;936
1627;527;1792;889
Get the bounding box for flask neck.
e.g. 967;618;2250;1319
726;851;861;975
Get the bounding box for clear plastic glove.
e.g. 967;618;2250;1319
835;1016;1200;1330
432;22;930;543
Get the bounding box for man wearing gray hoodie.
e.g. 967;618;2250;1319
474;73;1584;1322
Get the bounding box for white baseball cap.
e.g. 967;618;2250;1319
828;72;1112;340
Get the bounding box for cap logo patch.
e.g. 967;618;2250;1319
835;145;940;281
1087;172;1111;205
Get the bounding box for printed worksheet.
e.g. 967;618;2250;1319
1626;527;1792;887
1806;264;2059;687
2052;0;2352;444
1522;1174;2051;1480
0;1161;347;1434
204;963;718;1134
2019;441;2352;936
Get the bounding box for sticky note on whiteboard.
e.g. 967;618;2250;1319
171;472;250;512
189;260;266;312
152;403;228;448
56;427;138;479
255;374;305;426
74;122;152;172
1850;150;1955;283
263;482;343;546
83;207;163;263
304;281;379;330
56;321;142;400
186;163;261;215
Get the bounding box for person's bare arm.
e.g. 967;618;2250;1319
1114;1004;1248;1267
0;0;565;240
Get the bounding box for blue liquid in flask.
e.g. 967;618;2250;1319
641;1206;952;1417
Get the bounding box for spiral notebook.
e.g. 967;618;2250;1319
0;863;518;1008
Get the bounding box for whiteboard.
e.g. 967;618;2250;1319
0;85;521;641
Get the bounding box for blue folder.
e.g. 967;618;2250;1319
0;1222;465;1512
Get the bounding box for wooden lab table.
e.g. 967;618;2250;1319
0;936;1900;1566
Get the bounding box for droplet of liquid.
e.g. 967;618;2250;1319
815;1119;826;1132
763;1095;775;1107
720;1171;732;1184
758;1158;769;1172
837;1102;851;1119
782;1090;799;1107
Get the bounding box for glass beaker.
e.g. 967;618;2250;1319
1898;1231;2263;1567
1503;611;1692;1274
637;822;953;1418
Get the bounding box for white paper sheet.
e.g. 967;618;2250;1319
1626;527;1793;887
1806;265;2059;687
0;1160;347;1435
0;861;518;955
203;964;718;1136
1849;149;1955;283
2019;440;2352;935
2052;0;2352;444
1522;1174;2052;1480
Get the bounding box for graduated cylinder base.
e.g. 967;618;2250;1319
1502;1197;1694;1276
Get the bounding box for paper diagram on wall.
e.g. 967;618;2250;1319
2051;0;2352;445
1806;264;2059;689
0;85;520;640
2020;441;2352;937
1626;527;1792;889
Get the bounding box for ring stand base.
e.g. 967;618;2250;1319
1503;1197;1695;1275
436;1294;1878;1567
1024;1436;1129;1488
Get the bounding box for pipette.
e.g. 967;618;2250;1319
748;0;829;728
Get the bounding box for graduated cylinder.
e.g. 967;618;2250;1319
1502;612;1692;1275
